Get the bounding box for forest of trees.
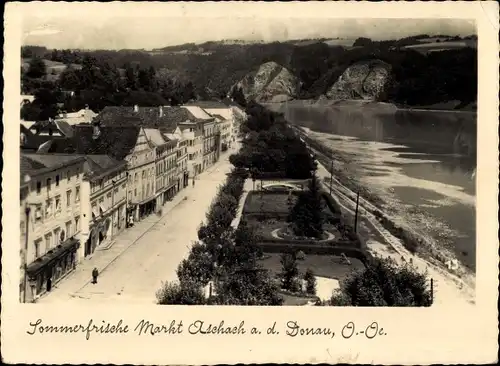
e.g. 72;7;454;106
21;34;476;121
21;52;198;120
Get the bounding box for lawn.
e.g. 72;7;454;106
243;192;297;214
259;253;366;281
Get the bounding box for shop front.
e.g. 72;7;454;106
183;171;189;188
139;198;156;220
25;237;79;302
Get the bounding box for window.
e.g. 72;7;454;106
75;216;80;231
75;186;80;202
36;181;41;194
114;188;118;196
55;196;61;212
56;175;60;186
45;199;52;217
135;173;138;183
134;188;137;197
45;233;52;251
67;170;71;182
54;227;61;245
66;190;72;207
107;192;112;201
122;183;126;190
35;205;43;222
76;167;80;179
34;238;42;258
65;221;72;237
46;178;52;191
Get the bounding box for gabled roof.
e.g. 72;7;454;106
21;125;63;151
94;106;200;130
84;155;128;180
21;153;86;179
29;120;74;138
212;114;226;121
185;100;230;109
40;125;142;161
143;128;167;147
182;105;213;120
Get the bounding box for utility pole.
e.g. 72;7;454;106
354;191;360;233
329;159;333;196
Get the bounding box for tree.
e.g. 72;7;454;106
233;220;263;267
176;242;214;286
26;56;47;79
329;257;433;307
288;173;324;238
156;280;206;305
304;268;317;295
214;267;283;305
280;251;299;292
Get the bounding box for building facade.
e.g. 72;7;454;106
81;156;128;258
165;126;189;189
213;115;232;151
125;127;157;222
20;154;86;303
144;128;179;210
202;119;218;171
178;122;203;177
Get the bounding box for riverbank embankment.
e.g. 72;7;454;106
293;126;475;307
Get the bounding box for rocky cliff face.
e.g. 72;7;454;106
325;60;392;101
232;61;300;103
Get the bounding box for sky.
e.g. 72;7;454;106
22;10;475;50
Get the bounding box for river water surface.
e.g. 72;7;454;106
265;101;476;271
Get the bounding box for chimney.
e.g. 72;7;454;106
134;105;139;113
85;104;89;110
159;106;163;118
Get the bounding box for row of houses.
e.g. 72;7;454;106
19;101;246;303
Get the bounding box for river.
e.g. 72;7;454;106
264;100;476;272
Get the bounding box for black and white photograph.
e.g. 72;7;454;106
2;2;498;365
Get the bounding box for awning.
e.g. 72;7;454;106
26;237;79;277
92;206;100;219
99;204;107;214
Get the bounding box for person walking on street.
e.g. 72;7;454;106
192;177;195;187
92;267;99;284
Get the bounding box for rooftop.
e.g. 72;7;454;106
184;100;231;109
39;125;142;161
94;106;200;130
21;153;86;179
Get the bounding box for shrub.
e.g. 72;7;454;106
176;242;214;286
304;268;317;295
214;267;284;305
329;257;432;307
280;252;299;291
288;173;325;238
156;280;206;305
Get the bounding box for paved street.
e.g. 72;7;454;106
38;149;237;304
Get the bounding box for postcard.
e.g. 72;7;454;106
2;1;499;364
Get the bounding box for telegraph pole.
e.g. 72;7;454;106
354;191;360;233
329;159;333;196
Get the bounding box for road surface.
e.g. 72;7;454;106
38;150;237;304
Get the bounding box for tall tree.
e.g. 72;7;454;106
288;173;324;238
26;56;46;79
280;251;299;292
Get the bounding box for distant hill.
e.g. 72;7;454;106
21;34;477;109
